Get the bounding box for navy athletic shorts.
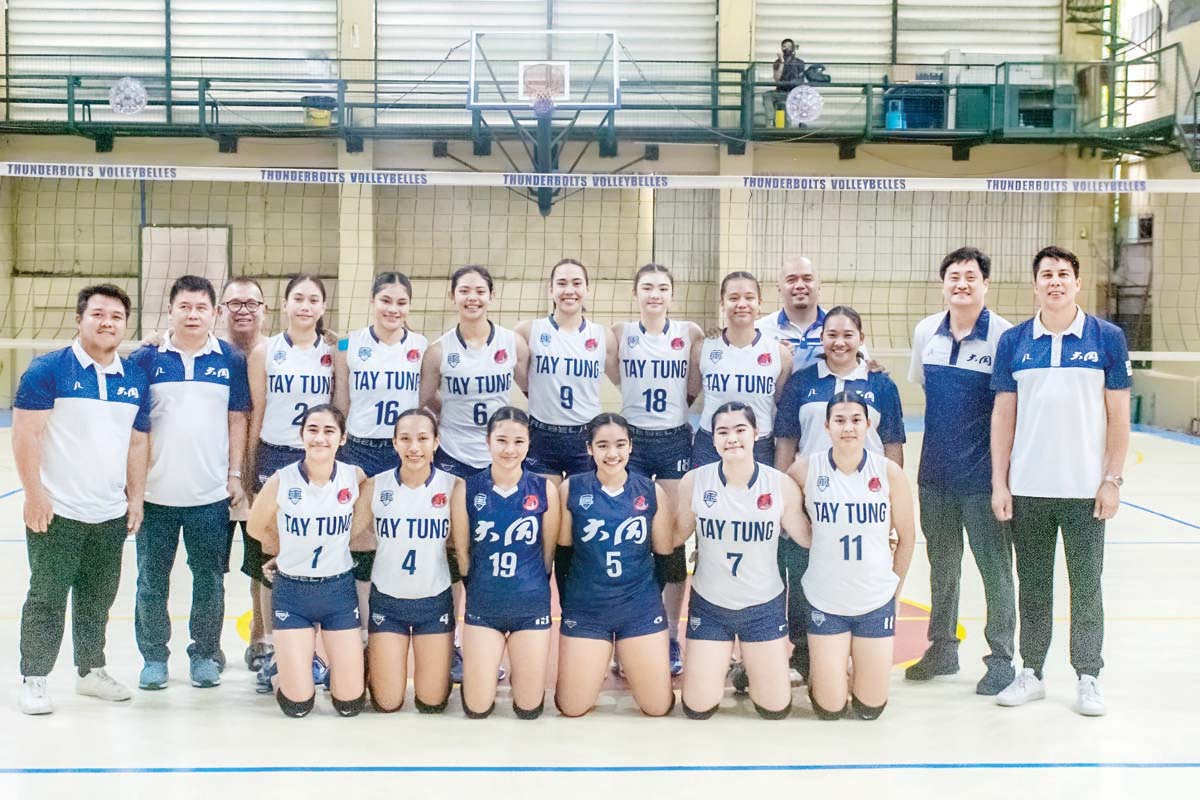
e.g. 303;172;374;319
627;424;692;481
272;569;360;631
526;420;592;478
340;435;399;478
254;441;304;492
561;586;668;641
686;590;788;643
368;585;454;636
465;603;552;636
808;598;897;639
433;447;484;479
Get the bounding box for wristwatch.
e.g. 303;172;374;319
1104;474;1123;488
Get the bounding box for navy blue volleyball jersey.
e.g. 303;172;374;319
464;469;551;615
564;470;658;606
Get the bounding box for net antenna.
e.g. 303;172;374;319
467;30;620;216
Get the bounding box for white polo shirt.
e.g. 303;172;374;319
130;333;251;507
14;340;151;524
991;308;1131;499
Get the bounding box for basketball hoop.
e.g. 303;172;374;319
519;61;569;119
531;89;557;119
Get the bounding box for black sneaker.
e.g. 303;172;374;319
729;661;749;694
975;664;1016;696
904;651;959;681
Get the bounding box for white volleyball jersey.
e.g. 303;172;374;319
690;462;786;610
344;326;427;439
437;323;517;468
274;460;358;578
802;449;897;616
262;332;333;447
617;320;691;428
527;316;605;425
370;468;455;599
698;329;780;437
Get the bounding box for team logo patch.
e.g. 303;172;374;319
670;337;685;350
523;494;539;511
274;611;290;622
868;477;882;493
584;338;598;351
757;352;773;366
432;492;447;508
703;490;718;508
380;490;394;506
626;335;640;349
406;348;421;362
473;493;487;511
371;613;385;626
338;488;352;504
757;493;773;510
634;495;649;511
811;610;826;627
494;349;508;364
689;617;702;631
320;354;333;367
272;349;287;364
579;494;594;510
563;619;577;629
358;346;372;361
709;349;723;363
448;353;461;368
287;487;303;505
539;332;552;346
817;475;830;492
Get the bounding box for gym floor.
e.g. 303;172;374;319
0;425;1196;799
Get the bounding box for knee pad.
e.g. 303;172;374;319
808;689;846;721
754;700;792;720
369;694;402;714
461;686;495;719
513;699;545;720
680;698;719;720
332;691;366;718
414;693;450;714
851;696;887;721
276;689;316;718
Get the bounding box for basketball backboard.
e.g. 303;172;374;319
467;30;620;111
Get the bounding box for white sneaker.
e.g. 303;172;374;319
1075;675;1106;717
788;667;805;687
76;668;132;702
19;677;53;715
995;668;1046;707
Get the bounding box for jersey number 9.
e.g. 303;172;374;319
560;385;574;410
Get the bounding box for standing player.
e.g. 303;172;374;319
451;408;560;719
353;409;459;713
791;392;916;720
690;271;790;467
554;413;675;718
129;275;250;691
674;402;808;720
334;272;428;637
774;306;905;469
516;258;617;483
247;273;335;689
906;247;1016;694
217;277;272;671
613;263;704;675
15;284;150;715
990;246;1130;716
247;404;371;718
420;265;529;682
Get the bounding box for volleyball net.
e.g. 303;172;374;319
1;162;1198;424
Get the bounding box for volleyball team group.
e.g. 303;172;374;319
13;244;1131;722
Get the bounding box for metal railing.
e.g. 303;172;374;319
0;47;1190;157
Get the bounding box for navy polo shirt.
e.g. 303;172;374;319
14;341;151;524
775;359;906;456
909;308;1012;494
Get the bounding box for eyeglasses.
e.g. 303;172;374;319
223;300;263;313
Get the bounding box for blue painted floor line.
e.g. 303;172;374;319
1;761;1199;776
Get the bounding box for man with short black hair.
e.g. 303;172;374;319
14;284;150;715
907;246;1016;694
990;245;1131;717
129;275;250;691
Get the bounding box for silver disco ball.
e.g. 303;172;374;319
109;77;148;115
785;85;823;125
